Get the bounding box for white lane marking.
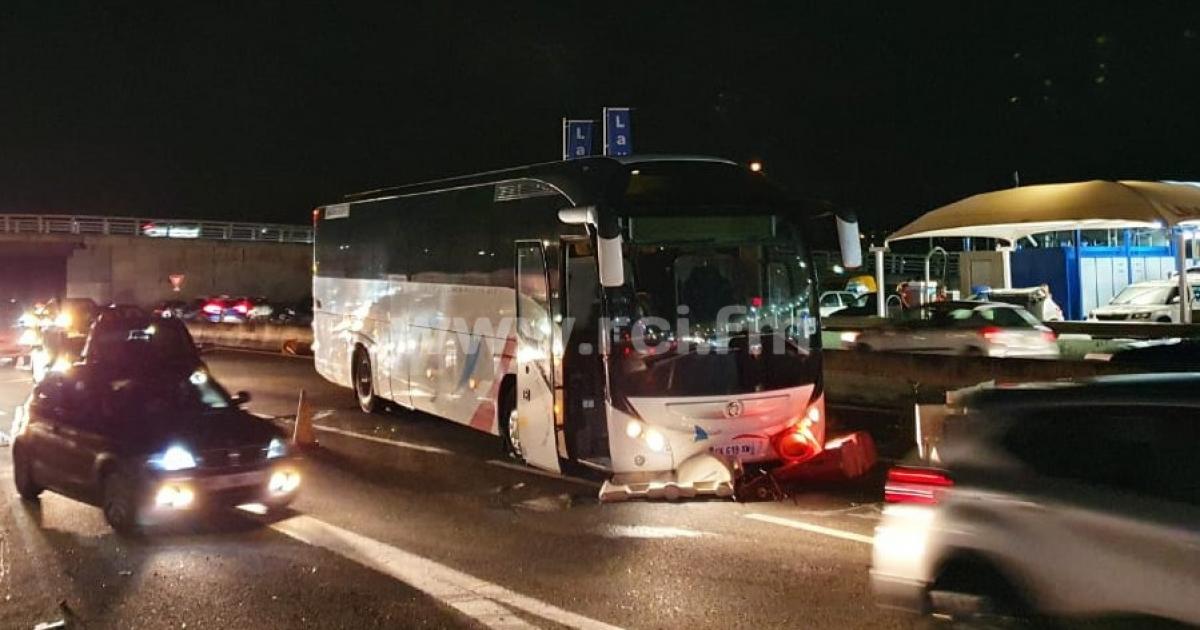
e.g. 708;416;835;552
485;459;601;489
743;513;874;545
272;515;623;630
598;525;706;539
314;424;453;455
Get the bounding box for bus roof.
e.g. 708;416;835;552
342;155;740;206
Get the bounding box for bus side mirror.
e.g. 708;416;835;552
836;213;863;269
559;206;625;287
597;236;624;287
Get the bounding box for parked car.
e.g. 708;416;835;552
818;290;859;317
979;286;1064;322
271;296;313;326
827;292;903;319
1089;277;1200;322
154;298;205;321
871;374;1200;626
10;307;300;533
848;301;1059;358
200;296;273;323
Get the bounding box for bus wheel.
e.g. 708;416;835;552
498;381;523;461
353;347;382;414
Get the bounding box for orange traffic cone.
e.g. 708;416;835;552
292;389;318;448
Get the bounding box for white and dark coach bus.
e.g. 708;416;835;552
312;155;860;498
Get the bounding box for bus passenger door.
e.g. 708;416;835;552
514;242;561;472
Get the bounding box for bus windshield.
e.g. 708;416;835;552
605;215;819;398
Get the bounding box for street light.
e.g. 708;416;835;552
748;160;763;173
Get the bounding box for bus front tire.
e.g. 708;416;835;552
353;347;382;414
498;381;523;461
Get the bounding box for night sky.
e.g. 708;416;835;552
2;2;1198;231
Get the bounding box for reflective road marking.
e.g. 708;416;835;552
313;423;453;455
272;515;623;630
743;513;874;545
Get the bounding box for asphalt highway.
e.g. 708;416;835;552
0;350;914;629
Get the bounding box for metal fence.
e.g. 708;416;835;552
0;214;312;244
812;250;960;278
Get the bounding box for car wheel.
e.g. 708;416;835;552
855;343;873;353
928;560;1028;627
1156;316;1172;323
102;470;140;535
497;381;523;461
962;346;985;357
12;445;42;501
353;347;382;414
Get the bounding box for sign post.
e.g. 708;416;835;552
562;119;596;160
602;107;633;157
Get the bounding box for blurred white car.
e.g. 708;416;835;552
871;375;1200;626
819;290;858;317
1090;277;1200;323
848;301;1058;358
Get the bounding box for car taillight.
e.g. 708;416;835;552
884;466;953;505
234;302;250;314
1040;329;1057;343
202;303;223;315
978;326;1003;341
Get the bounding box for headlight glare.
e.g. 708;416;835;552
150;445;198;471
266;437;288;459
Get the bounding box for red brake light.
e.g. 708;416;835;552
202;303;223;315
978;325;1003;340
750;296;763;308
1041;329;1057;343
884;466;953;505
234;303;250;314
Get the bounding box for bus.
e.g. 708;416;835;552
312;155;860;498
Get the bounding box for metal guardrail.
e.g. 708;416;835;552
0;214;312;244
812;250;961;277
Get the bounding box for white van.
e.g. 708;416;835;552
1090;277;1200;322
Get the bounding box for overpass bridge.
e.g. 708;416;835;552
0;214;312;305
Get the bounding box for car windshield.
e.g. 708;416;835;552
99;369;232;419
1110;284;1174;306
604;215;819;397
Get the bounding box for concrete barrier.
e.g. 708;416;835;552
186;322;313;355
822;348;1149;410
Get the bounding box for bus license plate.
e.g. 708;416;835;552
710;442;763;459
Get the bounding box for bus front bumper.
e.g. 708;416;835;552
598;451;737;502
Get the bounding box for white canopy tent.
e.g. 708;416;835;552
877;180;1200;321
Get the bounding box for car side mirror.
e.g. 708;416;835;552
231;390;252;406
1170;296;1182;304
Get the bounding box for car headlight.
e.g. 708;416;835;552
266;437;288;459
1130;312;1152;320
149;445;198;471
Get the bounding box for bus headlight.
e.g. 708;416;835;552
625;420;643;439
644;428;667;453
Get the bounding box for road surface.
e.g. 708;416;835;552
0;350;913;629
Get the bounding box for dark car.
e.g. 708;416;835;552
1102;338;1200;370
10;308;300;533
